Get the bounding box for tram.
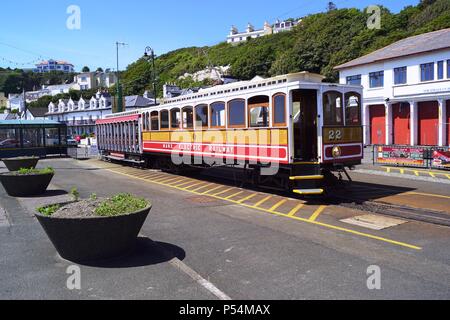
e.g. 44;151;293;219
96;72;363;195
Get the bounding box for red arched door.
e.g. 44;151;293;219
392;103;410;145
418;101;439;146
370;105;385;145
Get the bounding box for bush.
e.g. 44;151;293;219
95;193;149;217
37;204;61;217
15;167;54;175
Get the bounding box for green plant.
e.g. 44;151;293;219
37;204;61;217
89;193;97;200
70;187;80;201
15;167;54;175
95;193;149;217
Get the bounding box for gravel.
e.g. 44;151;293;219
51;198;105;219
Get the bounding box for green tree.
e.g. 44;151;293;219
82;66;90;72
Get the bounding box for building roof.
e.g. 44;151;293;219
125;95;154;108
28;107;49;118
334;28;450;70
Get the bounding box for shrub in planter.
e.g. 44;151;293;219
2;156;39;172
35;193;151;263
0;167;54;197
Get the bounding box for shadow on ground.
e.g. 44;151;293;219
77;237;186;268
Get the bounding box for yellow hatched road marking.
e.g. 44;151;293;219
414;171;419;176
253;196;272;208
157;177;183;184
180;181;205;189
166;178;190;185
191;183;214;192
400;169;405;174
287;203;305;217
177;180;201;188
237;193;257;204
447;174;450;180
103;164;422;251
224;191;244;200
202;185;224;195
386;167;391;173
309;205;327;222
213;188;235;196
405;191;450;200
429;172;436;178
268;200;288;212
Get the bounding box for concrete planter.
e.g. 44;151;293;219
35;205;152;263
0;172;54;197
2;157;39;172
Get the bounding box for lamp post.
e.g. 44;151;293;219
144;46;157;105
115;41;127;113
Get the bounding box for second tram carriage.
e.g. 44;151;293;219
96;72;363;195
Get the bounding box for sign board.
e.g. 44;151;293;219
431;149;450;170
375;145;427;167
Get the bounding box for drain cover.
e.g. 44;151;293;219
341;214;407;230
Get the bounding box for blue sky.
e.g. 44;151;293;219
0;0;419;71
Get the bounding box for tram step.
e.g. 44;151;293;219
293;188;324;195
289;175;324;181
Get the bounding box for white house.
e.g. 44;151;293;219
227;19;301;44
47;91;154;137
335;28;450;148
34;59;75;73
74;71;117;91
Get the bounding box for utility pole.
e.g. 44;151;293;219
144;47;157;105
115;41;127;113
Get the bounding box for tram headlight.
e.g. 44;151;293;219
332;146;342;158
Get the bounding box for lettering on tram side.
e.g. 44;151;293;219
167;125;283;176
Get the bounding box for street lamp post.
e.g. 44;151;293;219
115;41;127;113
144;47;157;105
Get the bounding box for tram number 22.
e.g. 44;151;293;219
328;129;342;141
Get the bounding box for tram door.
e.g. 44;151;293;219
292;89;318;161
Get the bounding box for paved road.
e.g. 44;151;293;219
1;158;449;299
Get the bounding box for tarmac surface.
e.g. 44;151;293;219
1;158;449;300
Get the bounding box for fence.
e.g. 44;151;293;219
373;144;450;170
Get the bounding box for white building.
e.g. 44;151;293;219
34;59;75;73
47;91;155;136
227;19;301;44
74;71;117;91
335;28;450;148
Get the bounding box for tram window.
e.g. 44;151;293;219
249;106;270;128
195;104;209;128
248;96;270;128
210;102;225;128
273;94;286;126
170;108;181;129
228;99;246;128
323;91;343;126
150;111;159;130
344;92;361;126
182;107;194;129
160;110;169;129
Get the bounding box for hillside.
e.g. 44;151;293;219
121;0;450;97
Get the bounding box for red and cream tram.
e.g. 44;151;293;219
96;72;363;195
